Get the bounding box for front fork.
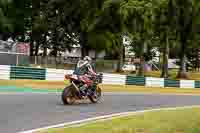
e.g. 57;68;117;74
71;81;81;97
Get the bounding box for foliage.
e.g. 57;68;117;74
0;0;200;76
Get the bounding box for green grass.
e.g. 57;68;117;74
0;79;67;89
39;107;200;133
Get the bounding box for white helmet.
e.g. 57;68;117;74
83;56;92;62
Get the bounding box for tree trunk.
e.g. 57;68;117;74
161;33;169;78
116;47;124;72
80;32;89;58
43;47;47;57
138;43;145;76
43;46;47;67
177;53;189;79
81;47;89;58
35;41;40;56
123;44;125;62
138;56;145;76
31;0;40;56
177;33;189;79
116;37;124;72
53;48;58;68
94;50;97;60
30;39;34;56
43;33;48;57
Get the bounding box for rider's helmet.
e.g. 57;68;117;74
83;56;92;64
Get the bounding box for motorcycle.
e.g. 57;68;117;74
62;73;103;105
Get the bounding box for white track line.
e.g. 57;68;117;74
19;105;200;133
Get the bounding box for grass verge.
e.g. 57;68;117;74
39;107;200;133
0;79;66;89
0;80;200;95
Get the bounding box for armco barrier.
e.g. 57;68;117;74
0;65;199;89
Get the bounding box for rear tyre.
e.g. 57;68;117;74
62;85;76;105
88;86;102;103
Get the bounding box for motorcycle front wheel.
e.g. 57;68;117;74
88;86;102;103
62;84;76;105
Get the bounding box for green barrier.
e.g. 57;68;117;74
10;66;46;80
195;81;200;88
126;76;145;86
10;70;45;75
10;75;45;80
164;79;180;87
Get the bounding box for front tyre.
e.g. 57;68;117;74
62;85;76;105
88;86;102;103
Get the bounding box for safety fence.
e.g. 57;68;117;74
0;65;200;89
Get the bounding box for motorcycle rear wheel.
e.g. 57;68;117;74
88;86;102;103
62;85;76;105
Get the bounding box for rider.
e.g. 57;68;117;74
73;56;97;94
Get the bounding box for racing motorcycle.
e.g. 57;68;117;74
62;73;103;105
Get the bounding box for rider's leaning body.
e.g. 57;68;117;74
73;56;97;93
74;56;96;76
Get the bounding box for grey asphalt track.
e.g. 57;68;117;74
0;93;200;133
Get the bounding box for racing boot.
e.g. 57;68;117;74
88;85;96;96
79;85;87;96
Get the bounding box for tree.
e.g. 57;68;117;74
152;0;176;78
119;0;155;76
0;0;31;41
50;0;110;58
168;0;196;78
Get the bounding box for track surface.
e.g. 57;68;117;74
0;93;200;133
